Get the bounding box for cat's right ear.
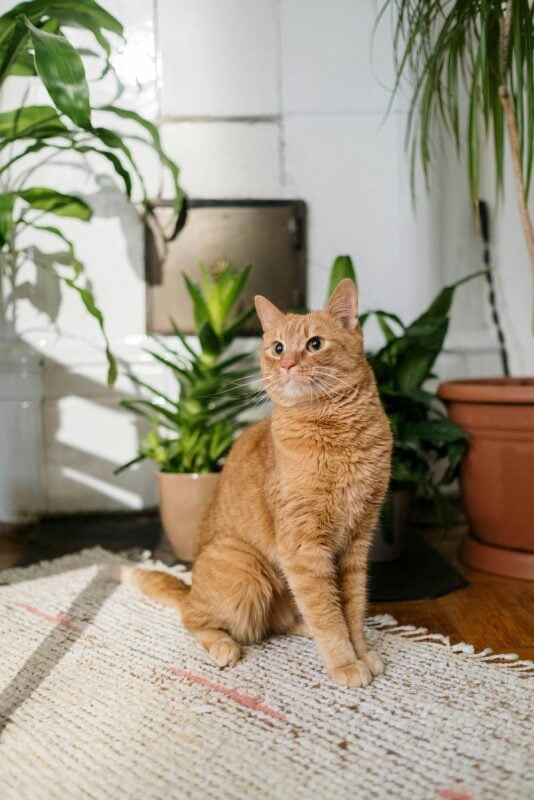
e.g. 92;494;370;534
325;279;359;331
255;296;284;332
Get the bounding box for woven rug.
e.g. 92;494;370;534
0;549;532;800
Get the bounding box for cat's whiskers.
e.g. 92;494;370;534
310;373;356;402
312;368;357;394
196;374;265;401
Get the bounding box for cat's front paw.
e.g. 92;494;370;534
208;639;241;668
329;661;372;688
362;650;384;676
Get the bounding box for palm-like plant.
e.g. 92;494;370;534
117;263;262;475
379;0;534;323
0;0;182;383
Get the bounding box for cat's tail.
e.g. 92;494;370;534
104;564;190;611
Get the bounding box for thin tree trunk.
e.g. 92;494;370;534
499;1;534;333
499;88;534;333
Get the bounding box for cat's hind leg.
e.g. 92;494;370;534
181;538;280;666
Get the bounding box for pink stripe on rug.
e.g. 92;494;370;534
12;602;82;632
11;600;288;723
168;666;288;722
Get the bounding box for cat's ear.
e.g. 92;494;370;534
255;295;284;331
325;279;359;331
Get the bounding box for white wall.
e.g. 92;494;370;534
3;0;529;516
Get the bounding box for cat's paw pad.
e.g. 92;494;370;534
362;650;384;677
209;639;241;668
330;661;373;688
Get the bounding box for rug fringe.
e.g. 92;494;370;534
366;614;534;676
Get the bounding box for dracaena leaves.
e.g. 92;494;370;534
27;21;91;128
118;264;261;475
0;0;183;387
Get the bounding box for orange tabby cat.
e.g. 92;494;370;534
121;279;392;688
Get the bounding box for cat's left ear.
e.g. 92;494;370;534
325;279;359;331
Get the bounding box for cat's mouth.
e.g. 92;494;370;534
278;370;313;400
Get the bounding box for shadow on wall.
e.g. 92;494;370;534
41;351;157;515
4;168;162;519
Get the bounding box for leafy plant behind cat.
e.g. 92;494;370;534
328;255;485;529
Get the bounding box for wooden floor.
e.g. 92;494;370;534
370;523;534;661
2;519;533;661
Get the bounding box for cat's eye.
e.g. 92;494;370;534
272;341;284;356
306;336;324;352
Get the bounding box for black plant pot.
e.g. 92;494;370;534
369;489;411;563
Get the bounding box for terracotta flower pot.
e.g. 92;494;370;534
158;472;219;562
438;377;534;580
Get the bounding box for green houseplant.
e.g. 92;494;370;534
0;0;182;380
328;256;484;558
118;262;261;559
379;1;534;577
0;0;182;524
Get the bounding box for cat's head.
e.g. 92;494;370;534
255;279;366;407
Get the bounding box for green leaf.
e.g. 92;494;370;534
0;105;68;141
1;1;123;64
144;349;194;386
99;105;183;214
127;373;177;408
221;306;255;343
121;398;180;430
27;19;91;128
26;228;117;385
412;418;468;444
67;144;133;197
199;264;225;335
170;319;201;360
90;126;147;203
0;14;27;85
114;453;146;475
198;321;222;358
3;0;122;35
360;309;405;333
219;263;252;318
17;187;92;220
183;273;209;330
327;255;357;301
0;192;15;248
375;311;401;343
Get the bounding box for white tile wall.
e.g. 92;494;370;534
158;0;279;117
161;120;282;198
283;113;413;323
279;0;397;115
43;395;156;513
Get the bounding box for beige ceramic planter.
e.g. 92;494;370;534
158;472;219;562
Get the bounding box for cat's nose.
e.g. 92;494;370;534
281;358;296;373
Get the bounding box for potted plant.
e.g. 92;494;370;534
117;262;260;561
380;1;534;577
328;256;483;560
0;0;182;523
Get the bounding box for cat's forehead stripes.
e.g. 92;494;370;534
265;311;328;342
